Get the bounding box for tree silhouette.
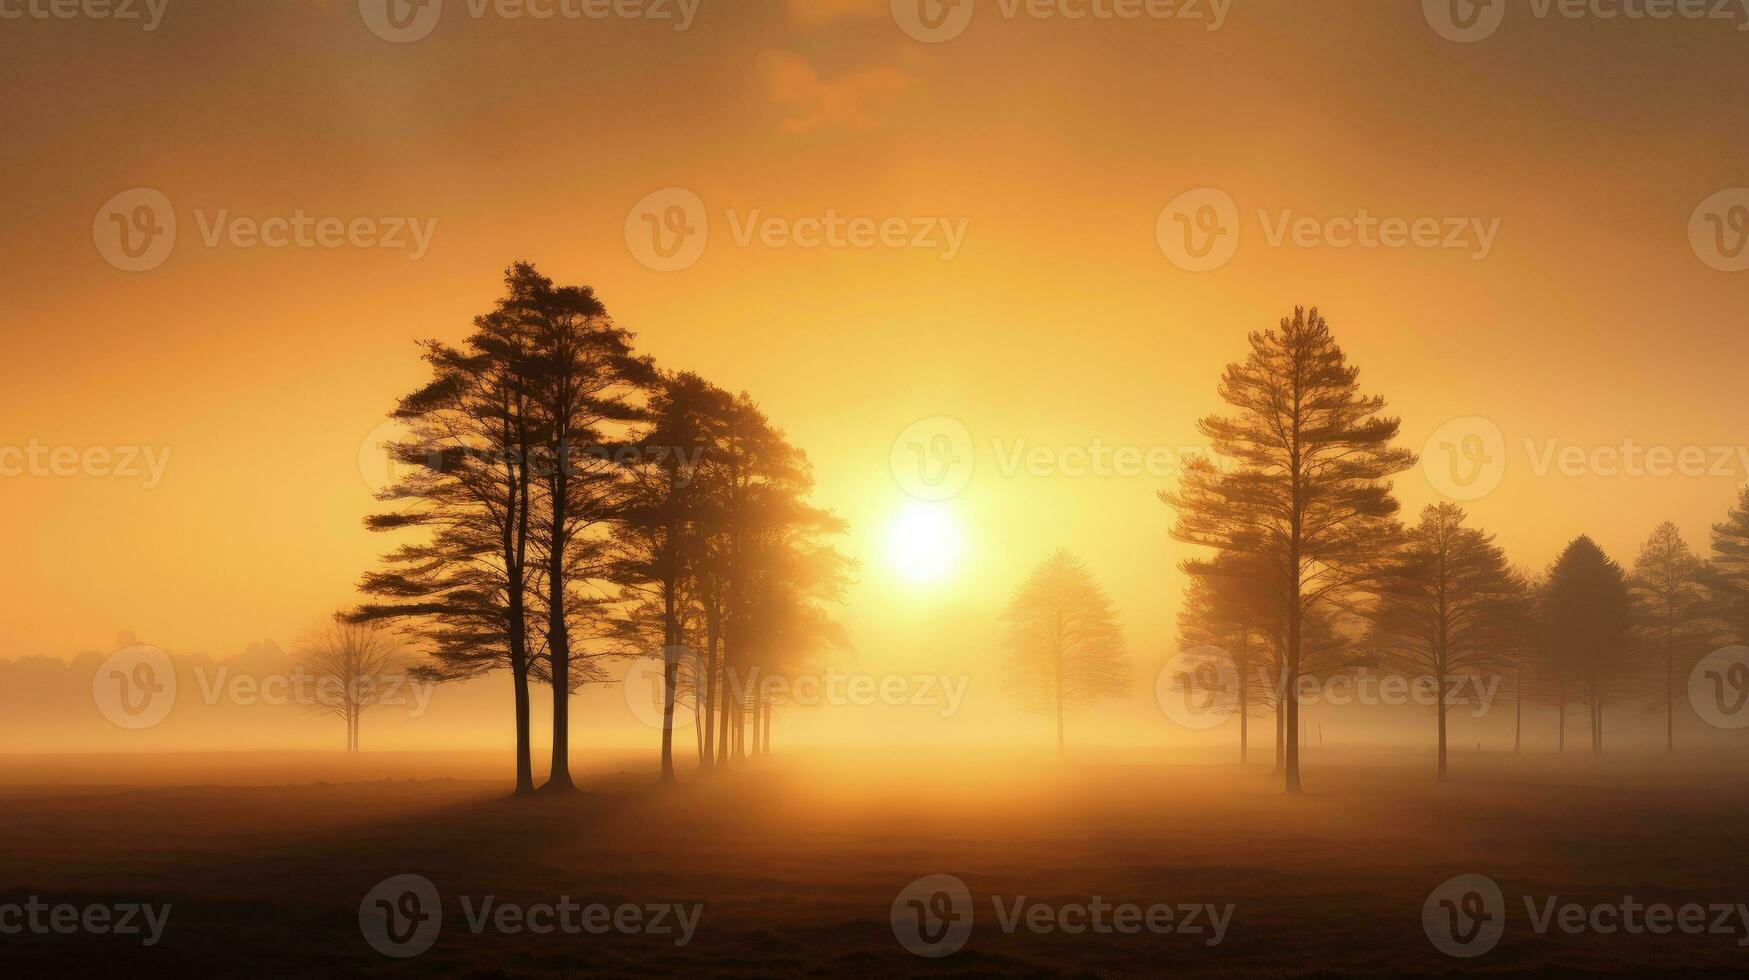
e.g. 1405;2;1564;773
1166;307;1414;793
718;399;848;761
1176;569;1273;763
353;265;547;794
516;265;652;793
1631;522;1709;754
1706;488;1749;645
1367;503;1528;780
295;616;407;753
1175;560;1358;767
1503;567;1546;754
610;371;729;782
1001;549;1130;755
1542;536;1635;757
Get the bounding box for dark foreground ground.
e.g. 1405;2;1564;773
2;748;1748;977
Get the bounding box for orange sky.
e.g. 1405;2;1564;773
4;0;1748;736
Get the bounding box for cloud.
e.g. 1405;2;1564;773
758;49;913;134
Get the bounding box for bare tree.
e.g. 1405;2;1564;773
1002;549;1131;755
296;616;407;752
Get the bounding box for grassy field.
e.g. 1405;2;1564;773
2;748;1747;976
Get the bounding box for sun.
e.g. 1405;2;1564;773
886;502;963;584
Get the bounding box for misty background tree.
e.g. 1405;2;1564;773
1366;503;1528;780
1631;521;1709;754
1541;536;1636;756
295;616;406;753
1001;549;1131;755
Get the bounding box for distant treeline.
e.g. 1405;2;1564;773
1166;307;1749;791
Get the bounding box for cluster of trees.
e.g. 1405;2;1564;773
353;263;848;795
1166;307;1749;791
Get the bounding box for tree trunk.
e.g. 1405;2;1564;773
1436;672;1448;782
1285;608;1302;794
544;458;575;794
508;642;535;795
502;446;536;796
1273;696;1284;773
1238;675;1249;764
701;623;719;768
737;695;749;760
732;698;744;758
694;694;704;764
1512;664;1522;755
1056;698;1065;758
1238;638;1249;764
1665;631;1675;755
659;555;679;784
1557;682;1565;754
715;656;733;769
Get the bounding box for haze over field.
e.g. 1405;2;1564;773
5;3;1749;976
5;0;1749;664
